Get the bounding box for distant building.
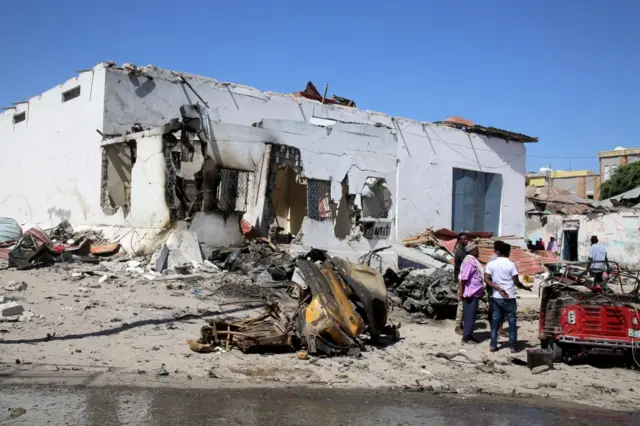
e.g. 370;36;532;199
526;169;600;200
599;148;640;182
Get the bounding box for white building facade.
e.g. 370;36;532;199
0;62;534;254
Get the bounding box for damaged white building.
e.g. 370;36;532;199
0;62;536;259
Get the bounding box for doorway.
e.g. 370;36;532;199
562;230;579;261
451;168;502;235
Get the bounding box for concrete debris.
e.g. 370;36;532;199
163;224;203;272
125;265;145;275
9;407;26;419
18;310;35;322
152;244;170;272
3;280;27;291
0;301;25;317
394;244;452;271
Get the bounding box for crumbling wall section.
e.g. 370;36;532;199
100;141;136;217
255;120;397;252
525;211;640;268
579;211;640;268
525;214;565;245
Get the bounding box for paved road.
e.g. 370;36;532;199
0;384;637;425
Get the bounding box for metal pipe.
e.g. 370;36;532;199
179;76;210;108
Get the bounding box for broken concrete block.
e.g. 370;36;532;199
127;260;142;268
418;246;437;256
152;244;169;272
395;244;449;270
0;302;25;317
4;281;27;291
18;311;35;322
164;225;203;270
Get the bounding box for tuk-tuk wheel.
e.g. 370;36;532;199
541;339;563;362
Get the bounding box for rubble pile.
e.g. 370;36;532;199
390;228;551;316
387;269;458;316
0;219;121;270
189;249;399;357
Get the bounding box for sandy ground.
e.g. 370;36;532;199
0;262;638;413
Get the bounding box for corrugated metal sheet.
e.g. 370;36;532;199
406;228;549;276
477;246;547;275
436;118;538;143
0;217;21;244
607;186;640;202
436;235;547;275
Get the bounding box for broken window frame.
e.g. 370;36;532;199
307;179;332;221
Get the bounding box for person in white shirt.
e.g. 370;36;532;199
484;242;532;353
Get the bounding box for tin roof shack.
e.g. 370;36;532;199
0;62;535;259
525;186;640;269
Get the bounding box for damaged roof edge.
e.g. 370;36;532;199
434;120;538;143
100;120;182;146
3;60;536;144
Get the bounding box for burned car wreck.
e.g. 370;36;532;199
190;249;399;356
385;268;461;318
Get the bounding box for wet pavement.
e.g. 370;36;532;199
0;385;637;425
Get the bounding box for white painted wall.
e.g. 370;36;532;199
102;65;527;240
578;211;640;268
526;211;640;268
0;65;111;228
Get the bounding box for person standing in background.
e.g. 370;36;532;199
454;233;468;335
588;235;608;286
546;237;559;255
458;242;484;344
534;238;545;251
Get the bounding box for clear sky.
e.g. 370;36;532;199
2;0;638;172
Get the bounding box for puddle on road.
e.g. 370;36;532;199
0;385;637;425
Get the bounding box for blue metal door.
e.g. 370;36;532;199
452;168;502;235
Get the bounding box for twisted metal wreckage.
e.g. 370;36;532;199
189;248;399;356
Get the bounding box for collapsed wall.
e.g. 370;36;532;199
99;107;397;255
526;212;640;268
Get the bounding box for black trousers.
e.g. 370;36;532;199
462;296;481;340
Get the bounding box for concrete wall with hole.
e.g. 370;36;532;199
0;65;111;227
526;211;640;268
102;66;527;240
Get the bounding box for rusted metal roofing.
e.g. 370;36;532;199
436;117;538;143
477;246;547;276
435;233;547;275
293;82;356;107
